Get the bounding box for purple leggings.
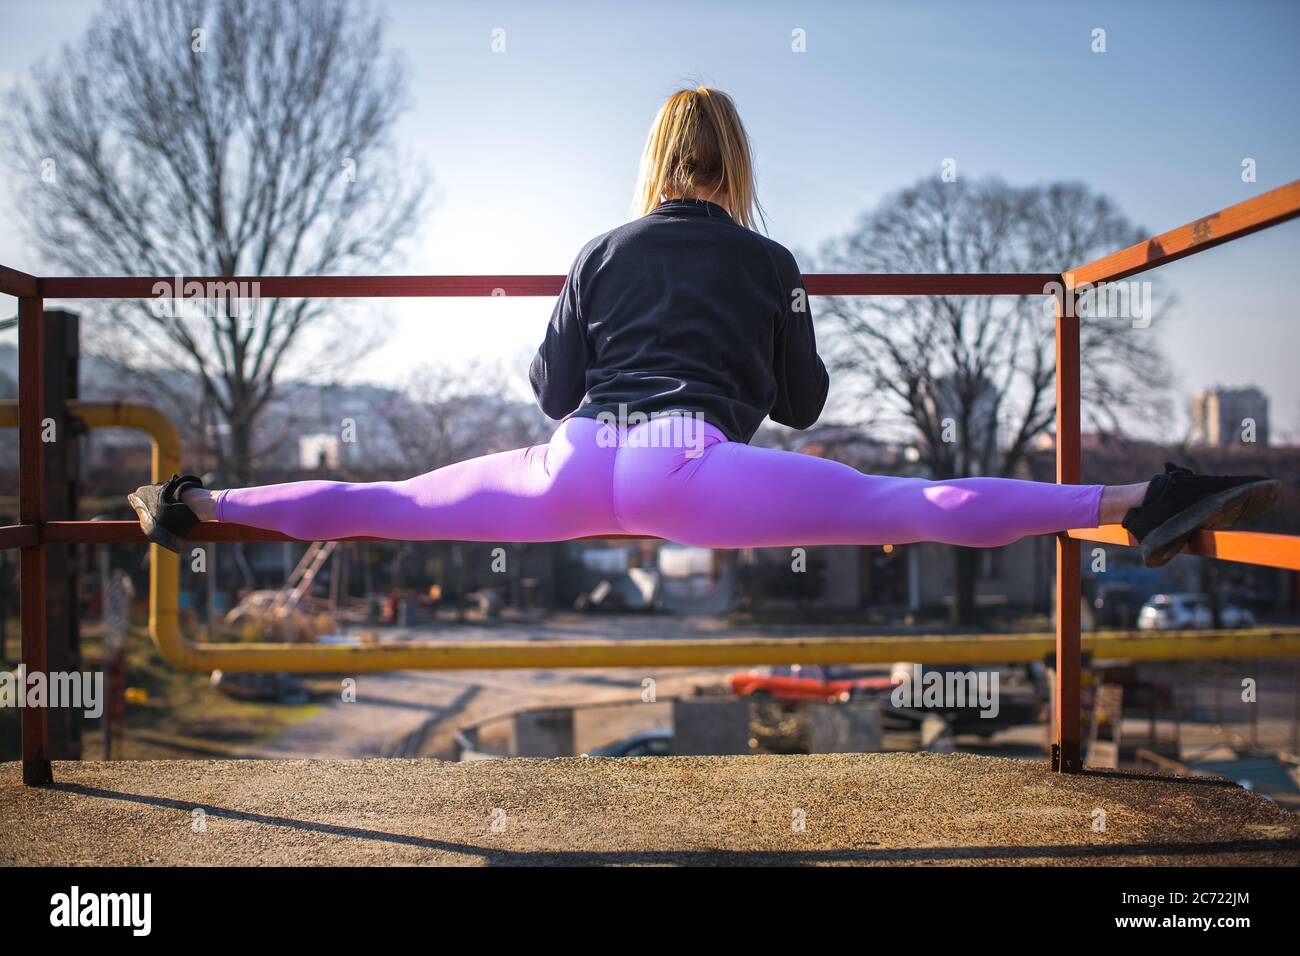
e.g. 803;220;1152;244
216;416;1103;547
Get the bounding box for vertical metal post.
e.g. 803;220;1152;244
18;296;53;785
207;543;218;639
43;309;81;759
1053;283;1082;773
99;544;111;761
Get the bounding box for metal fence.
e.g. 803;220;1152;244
3;179;1299;783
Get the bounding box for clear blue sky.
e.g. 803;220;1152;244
2;0;1298;436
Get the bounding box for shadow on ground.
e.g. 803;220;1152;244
3;752;1298;866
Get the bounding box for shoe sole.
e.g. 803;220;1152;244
1140;479;1281;568
127;491;185;554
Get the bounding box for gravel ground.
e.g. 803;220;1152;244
3;753;1298;866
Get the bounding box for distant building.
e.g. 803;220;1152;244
1192;386;1269;447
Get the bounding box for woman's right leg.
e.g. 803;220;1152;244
199;418;622;542
613;424;1104;549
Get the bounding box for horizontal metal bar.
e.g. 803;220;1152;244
805;274;1057;296
41;519;654;544
1068;178;1300;287
36;273;1060;300
1068;524;1300;571
0;524;39;550
44;275;565;299
38;520;1300;572
0;265;40;298
146;628;1300;673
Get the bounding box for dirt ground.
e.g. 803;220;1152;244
3;752;1298;866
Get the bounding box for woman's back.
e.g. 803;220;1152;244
529;196;829;443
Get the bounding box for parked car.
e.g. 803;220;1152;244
582;728;673;758
1217;601;1257;628
728;664;893;703
1137;592;1255;630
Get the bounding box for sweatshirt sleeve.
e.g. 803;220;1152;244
529;253;591;420
768;248;830;430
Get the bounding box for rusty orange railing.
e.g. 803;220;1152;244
3;179;1299;784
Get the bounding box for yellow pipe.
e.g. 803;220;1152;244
70;403;187;675
113;628;1300;672
1;399;186;666
6;401;1300;673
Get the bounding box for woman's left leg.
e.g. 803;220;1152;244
200;418;622;541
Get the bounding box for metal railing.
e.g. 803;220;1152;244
3;179;1299;783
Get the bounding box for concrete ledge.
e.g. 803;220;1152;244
3;753;1298;866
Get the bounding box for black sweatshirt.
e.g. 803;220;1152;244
528;198;829;444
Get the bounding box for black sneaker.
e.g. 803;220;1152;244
1121;462;1281;568
127;473;205;554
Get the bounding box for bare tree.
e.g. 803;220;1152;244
3;0;428;483
817;177;1172;623
381;361;551;474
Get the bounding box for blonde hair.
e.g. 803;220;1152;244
632;87;765;231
